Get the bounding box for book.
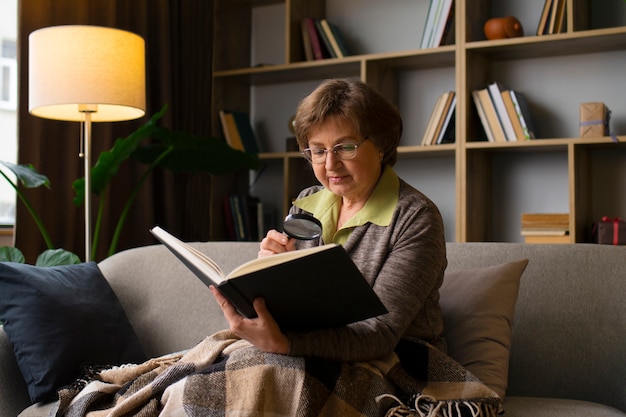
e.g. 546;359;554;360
430;0;454;48
220;110;260;154
421;92;447;146
435;94;456;144
432;92;456;145
501;90;527;141
471;90;495;142
475;88;507;143
420;0;439;49
548;0;566;34
219;110;245;151
302;17;329;60
509;91;537;139
536;0;553;35
319;19;350;58
314;19;337;58
420;0;454;49
524;234;570;244
300;19;314;61
487;82;517;141
150;226;388;331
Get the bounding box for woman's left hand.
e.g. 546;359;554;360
210;285;289;354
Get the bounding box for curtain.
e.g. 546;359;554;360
16;0;222;262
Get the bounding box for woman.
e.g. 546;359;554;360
56;80;498;417
211;78;448;364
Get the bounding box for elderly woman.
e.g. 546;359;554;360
211;78;447;364
56;80;500;417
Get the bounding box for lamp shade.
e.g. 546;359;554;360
29;25;146;122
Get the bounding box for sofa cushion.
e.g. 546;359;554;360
0;262;146;403
439;258;528;400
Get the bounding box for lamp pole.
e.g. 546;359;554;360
80;105;96;262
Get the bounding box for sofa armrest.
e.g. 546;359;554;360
0;327;32;417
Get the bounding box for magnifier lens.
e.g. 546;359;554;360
283;214;322;240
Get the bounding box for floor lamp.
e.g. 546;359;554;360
28;25;146;262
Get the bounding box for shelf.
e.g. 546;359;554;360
466;26;626;60
212;0;626;243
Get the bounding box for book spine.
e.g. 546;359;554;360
477;89;507;142
314;19;336;58
431;0;454;48
487;82;517;141
320;19;343;58
421;93;445;146
300;19;314;61
303;17;326;60
231;111;260;154
435;94;456;144
501;90;526;141
472;90;495;143
510;91;537;139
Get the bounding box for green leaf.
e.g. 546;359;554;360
72;105;168;205
0;246;26;263
35;248;82;266
0;160;50;189
131;130;260;174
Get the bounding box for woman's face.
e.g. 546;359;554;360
307;120;382;204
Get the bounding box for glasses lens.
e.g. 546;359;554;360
335;143;357;160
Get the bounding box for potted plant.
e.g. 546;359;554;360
0;105;259;266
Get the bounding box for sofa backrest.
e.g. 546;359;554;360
445;242;626;412
99;241;260;358
100;241;626;412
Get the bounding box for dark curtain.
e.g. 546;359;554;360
16;0;222;263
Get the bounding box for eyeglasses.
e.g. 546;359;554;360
302;137;368;164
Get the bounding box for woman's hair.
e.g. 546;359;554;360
293;78;403;166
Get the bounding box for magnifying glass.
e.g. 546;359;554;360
283;213;322;240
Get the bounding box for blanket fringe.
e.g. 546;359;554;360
377;393;501;417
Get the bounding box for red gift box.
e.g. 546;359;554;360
593;216;626;245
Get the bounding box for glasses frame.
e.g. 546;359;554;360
301;137;369;164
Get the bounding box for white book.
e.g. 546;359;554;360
487;82;517;141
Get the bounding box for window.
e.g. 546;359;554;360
0;0;18;227
0;39;17;110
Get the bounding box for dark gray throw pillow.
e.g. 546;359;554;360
0;262;146;403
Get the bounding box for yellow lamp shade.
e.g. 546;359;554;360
29;25;146;122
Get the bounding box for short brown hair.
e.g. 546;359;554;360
293;78;402;166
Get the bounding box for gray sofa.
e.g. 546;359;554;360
1;242;625;417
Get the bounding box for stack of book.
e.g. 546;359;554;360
420;0;455;49
537;0;566;35
521;213;570;243
472;82;536;142
300;17;351;61
421;91;456;146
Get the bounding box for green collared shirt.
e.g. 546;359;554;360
293;165;400;245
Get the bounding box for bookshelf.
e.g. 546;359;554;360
211;0;626;243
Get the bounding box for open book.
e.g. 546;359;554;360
150;226;388;331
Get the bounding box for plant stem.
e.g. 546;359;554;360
108;146;174;256
91;194;106;261
0;170;54;249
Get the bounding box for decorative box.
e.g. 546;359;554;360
580;102;610;138
593;217;626;245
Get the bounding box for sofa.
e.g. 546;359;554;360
1;241;625;417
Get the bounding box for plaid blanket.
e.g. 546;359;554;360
53;330;501;417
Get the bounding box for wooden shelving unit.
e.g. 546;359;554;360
211;0;626;243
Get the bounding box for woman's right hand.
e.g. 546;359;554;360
258;229;296;258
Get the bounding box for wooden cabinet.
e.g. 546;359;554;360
211;0;626;243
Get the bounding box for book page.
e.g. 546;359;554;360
150;226;225;284
227;243;337;279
